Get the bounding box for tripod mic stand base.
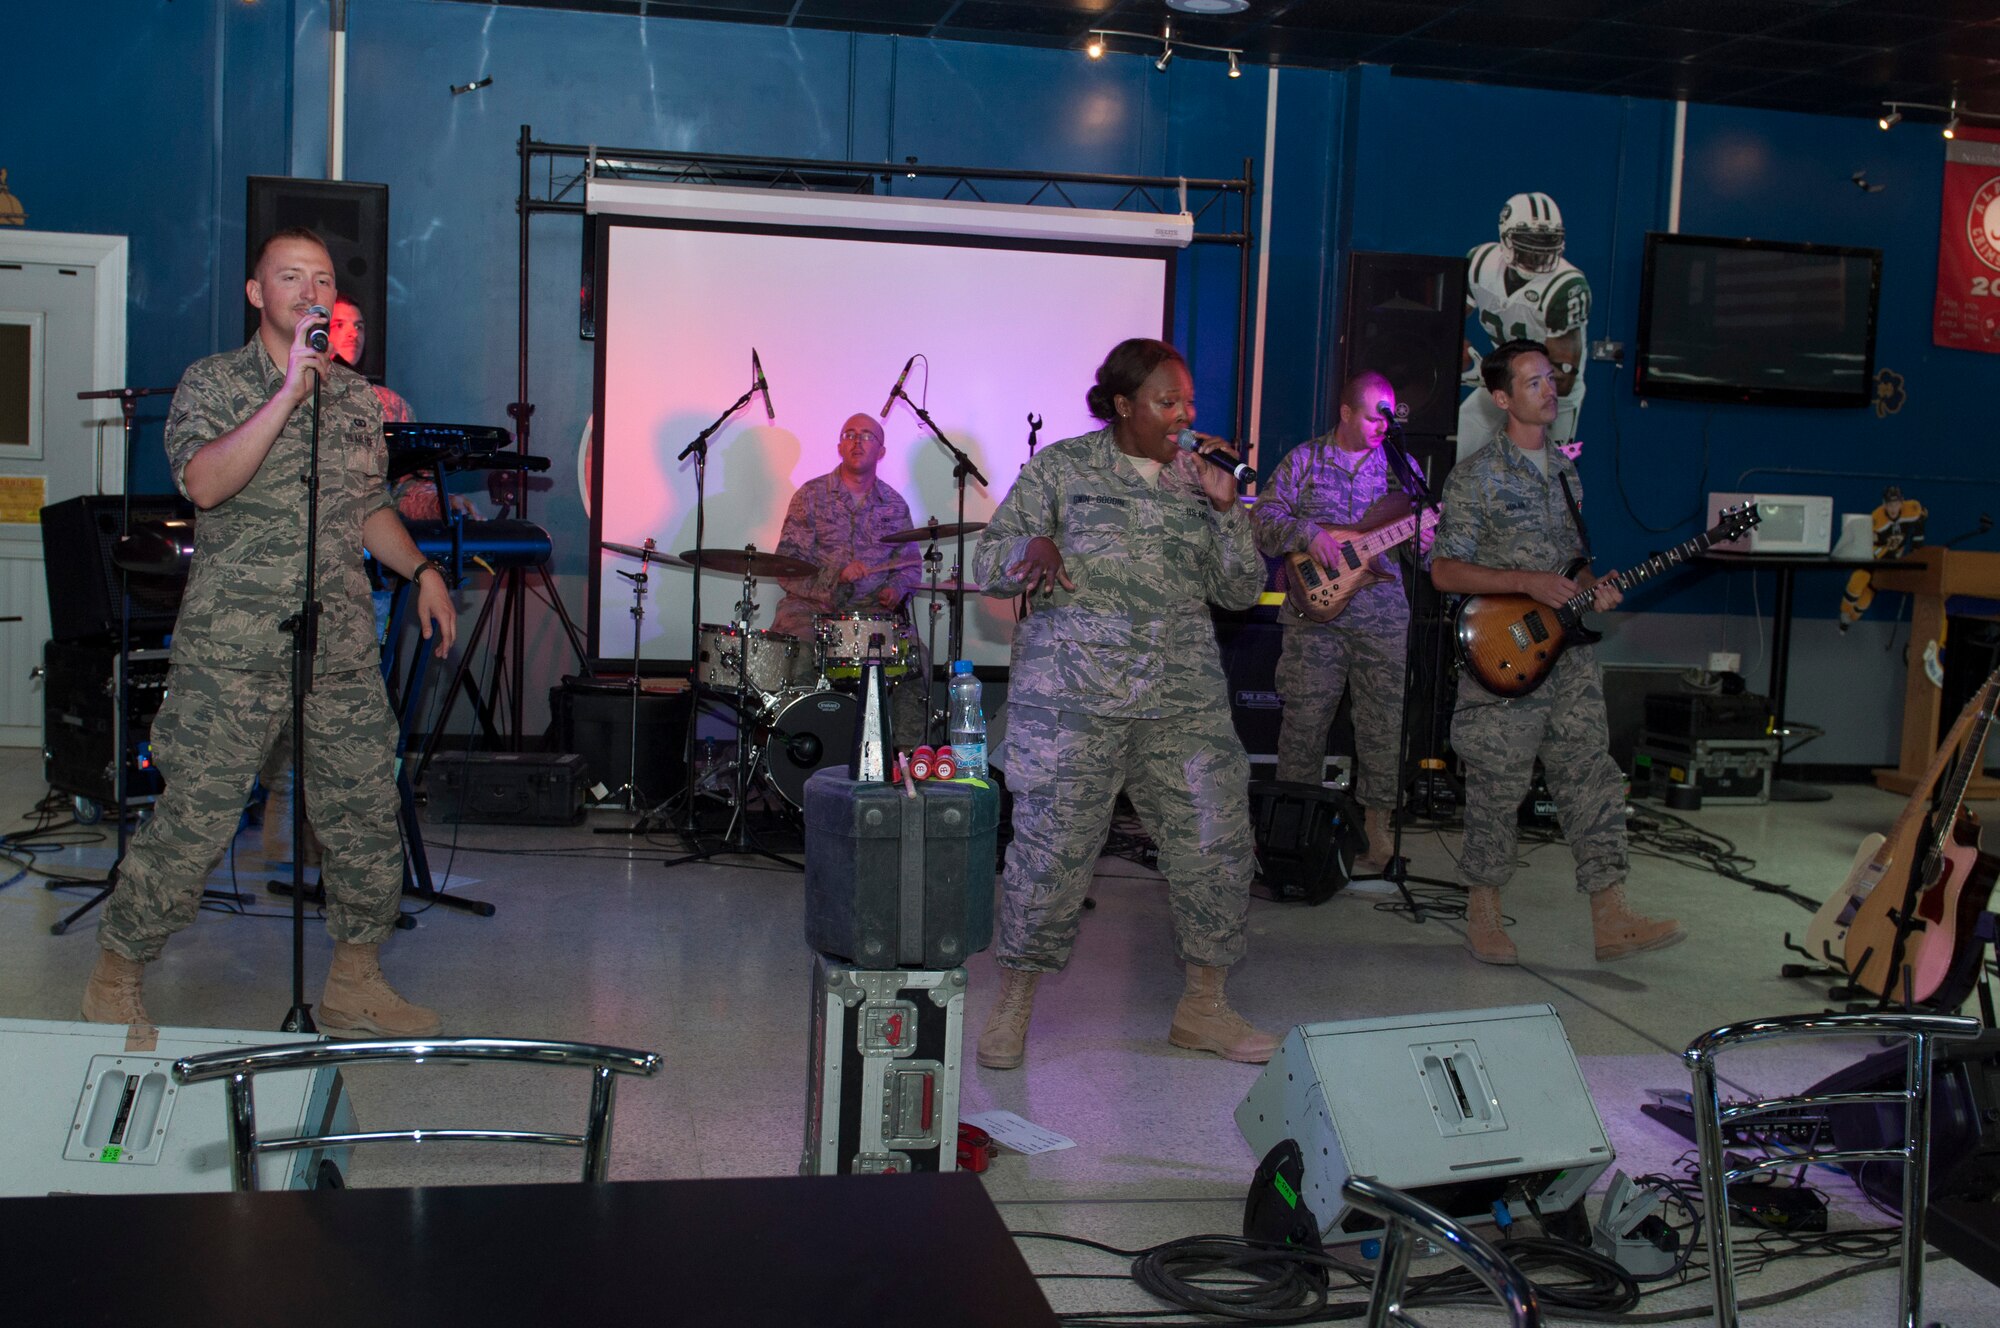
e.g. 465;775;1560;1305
280;1003;318;1034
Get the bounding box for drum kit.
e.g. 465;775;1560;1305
599;518;987;826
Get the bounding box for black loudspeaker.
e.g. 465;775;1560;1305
245;177;390;384
1214;607;1353;779
1943;617;2000;768
1249;780;1363;905
1813;1030;2000;1211
551;679;692;803
43;640;172;806
1340;252;1468;438
39;494;194;643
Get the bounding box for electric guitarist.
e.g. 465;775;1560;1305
1431;339;1685;967
1251;372;1432;876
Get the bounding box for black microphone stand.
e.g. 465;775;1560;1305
885;385;987;712
277;368;326;1033
1372;416;1459;922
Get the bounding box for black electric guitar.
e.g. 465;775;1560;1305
1455;503;1761;699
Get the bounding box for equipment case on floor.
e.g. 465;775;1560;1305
1632;733;1778;805
802;958;966;1176
802;769;998;968
423;751;590;825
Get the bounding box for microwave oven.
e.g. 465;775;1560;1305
1706;492;1833;555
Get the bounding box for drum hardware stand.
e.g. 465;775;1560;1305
1368;422;1459;922
884;381;987;672
603;550;657;813
51;386;222;936
657;555;801;871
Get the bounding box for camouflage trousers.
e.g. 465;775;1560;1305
1274;609;1407;807
1451;649;1627;895
996;702;1252;973
100;664;405;961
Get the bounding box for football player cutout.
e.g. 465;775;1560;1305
1457;192;1592;462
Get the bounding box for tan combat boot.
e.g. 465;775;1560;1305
1169;964;1279;1063
976;968;1041;1070
319;941;442;1037
1590;885;1686;961
1463;885;1519;965
1352;807;1396;877
81;948;153;1025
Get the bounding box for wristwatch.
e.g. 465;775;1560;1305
411;558;449;588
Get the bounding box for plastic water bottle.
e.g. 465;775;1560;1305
947;660;987;780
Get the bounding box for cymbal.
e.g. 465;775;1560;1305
881;519;988;545
602;540;688;567
678;548;819;578
909;579;980;597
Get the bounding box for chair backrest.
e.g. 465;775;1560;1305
1340;1175;1541;1328
171;1036;662;1190
1682;1011;1983;1328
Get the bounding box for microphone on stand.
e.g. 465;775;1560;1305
304;305;331;354
880;354;916;418
1176;429;1253;484
752;348;775;422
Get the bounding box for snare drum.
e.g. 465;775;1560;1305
695;624;811;698
816;612;913;680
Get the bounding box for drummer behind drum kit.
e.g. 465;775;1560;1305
599;518;986;822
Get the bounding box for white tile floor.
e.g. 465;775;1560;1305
1;744;1991;1324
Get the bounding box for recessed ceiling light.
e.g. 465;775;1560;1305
1167;0;1251;13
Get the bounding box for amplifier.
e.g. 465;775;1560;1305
39;494;194;642
43;640;173;808
423;751;589;825
1643;691;1770;743
550;678;690;805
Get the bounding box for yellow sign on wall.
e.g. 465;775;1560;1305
0;475;47;524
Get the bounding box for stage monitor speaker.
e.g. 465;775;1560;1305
1249;780;1362;905
1812;1028;2000;1211
0;1017;353;1196
39;494;194;643
1237;1003;1613;1243
1340;251;1468;439
245;176;390;385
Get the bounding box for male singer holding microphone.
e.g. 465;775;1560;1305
81;227;455;1034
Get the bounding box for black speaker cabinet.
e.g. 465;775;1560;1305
39;494;194;643
1813;1030;2000;1211
1340;252;1469;438
551;679;692;804
43;641;173;806
245;177;390;384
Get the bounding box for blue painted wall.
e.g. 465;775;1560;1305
11;1;1994;628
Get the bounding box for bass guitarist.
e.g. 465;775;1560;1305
1252;372;1430;876
1430;339;1684;965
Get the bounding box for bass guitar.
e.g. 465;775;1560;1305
1844;667;2000;1007
1454;503;1761;699
1804;674;1990;963
1284;508;1441;623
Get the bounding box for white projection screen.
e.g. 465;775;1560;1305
590;217;1173;669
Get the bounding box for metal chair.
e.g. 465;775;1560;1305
171;1036;662;1190
1682;1011;1984;1328
1340;1175;1542;1328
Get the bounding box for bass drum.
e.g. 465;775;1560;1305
763;690;857;810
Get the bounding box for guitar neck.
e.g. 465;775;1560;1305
1559;523;1733;617
1933;672;2000;844
1343;509;1438;562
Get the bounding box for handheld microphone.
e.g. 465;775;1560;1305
880;354;916;418
1176;429;1253;484
752;348;775;422
305;305;331;354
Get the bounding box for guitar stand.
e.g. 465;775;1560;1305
1777;932;1861;1001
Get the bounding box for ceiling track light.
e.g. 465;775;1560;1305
1945;99;1960;140
1878;108;1901;130
1877;95;1998;139
1083;23;1245;78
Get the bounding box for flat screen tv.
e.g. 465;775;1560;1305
1634;233;1881;408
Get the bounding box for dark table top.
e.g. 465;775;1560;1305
5;1171;1058;1327
1700;551;1886;573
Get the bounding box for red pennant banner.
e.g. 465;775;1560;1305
1935;126;2000;353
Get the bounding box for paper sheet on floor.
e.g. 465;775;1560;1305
964;1110;1075;1155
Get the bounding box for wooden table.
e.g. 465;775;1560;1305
4;1172;1058;1327
1867;548;2000;798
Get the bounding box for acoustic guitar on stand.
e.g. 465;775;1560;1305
1842;667;2000;1008
1455;503;1761;699
1284;508;1441;623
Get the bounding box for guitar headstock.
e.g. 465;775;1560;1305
1716;501;1762;542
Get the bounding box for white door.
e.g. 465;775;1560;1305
0;232;128;747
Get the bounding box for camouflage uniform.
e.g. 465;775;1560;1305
773;471;927;740
1433;431;1627;896
1251;435;1412;806
100;340;406;961
972;429;1265;973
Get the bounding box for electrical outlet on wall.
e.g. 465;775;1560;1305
1590;340;1624;363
